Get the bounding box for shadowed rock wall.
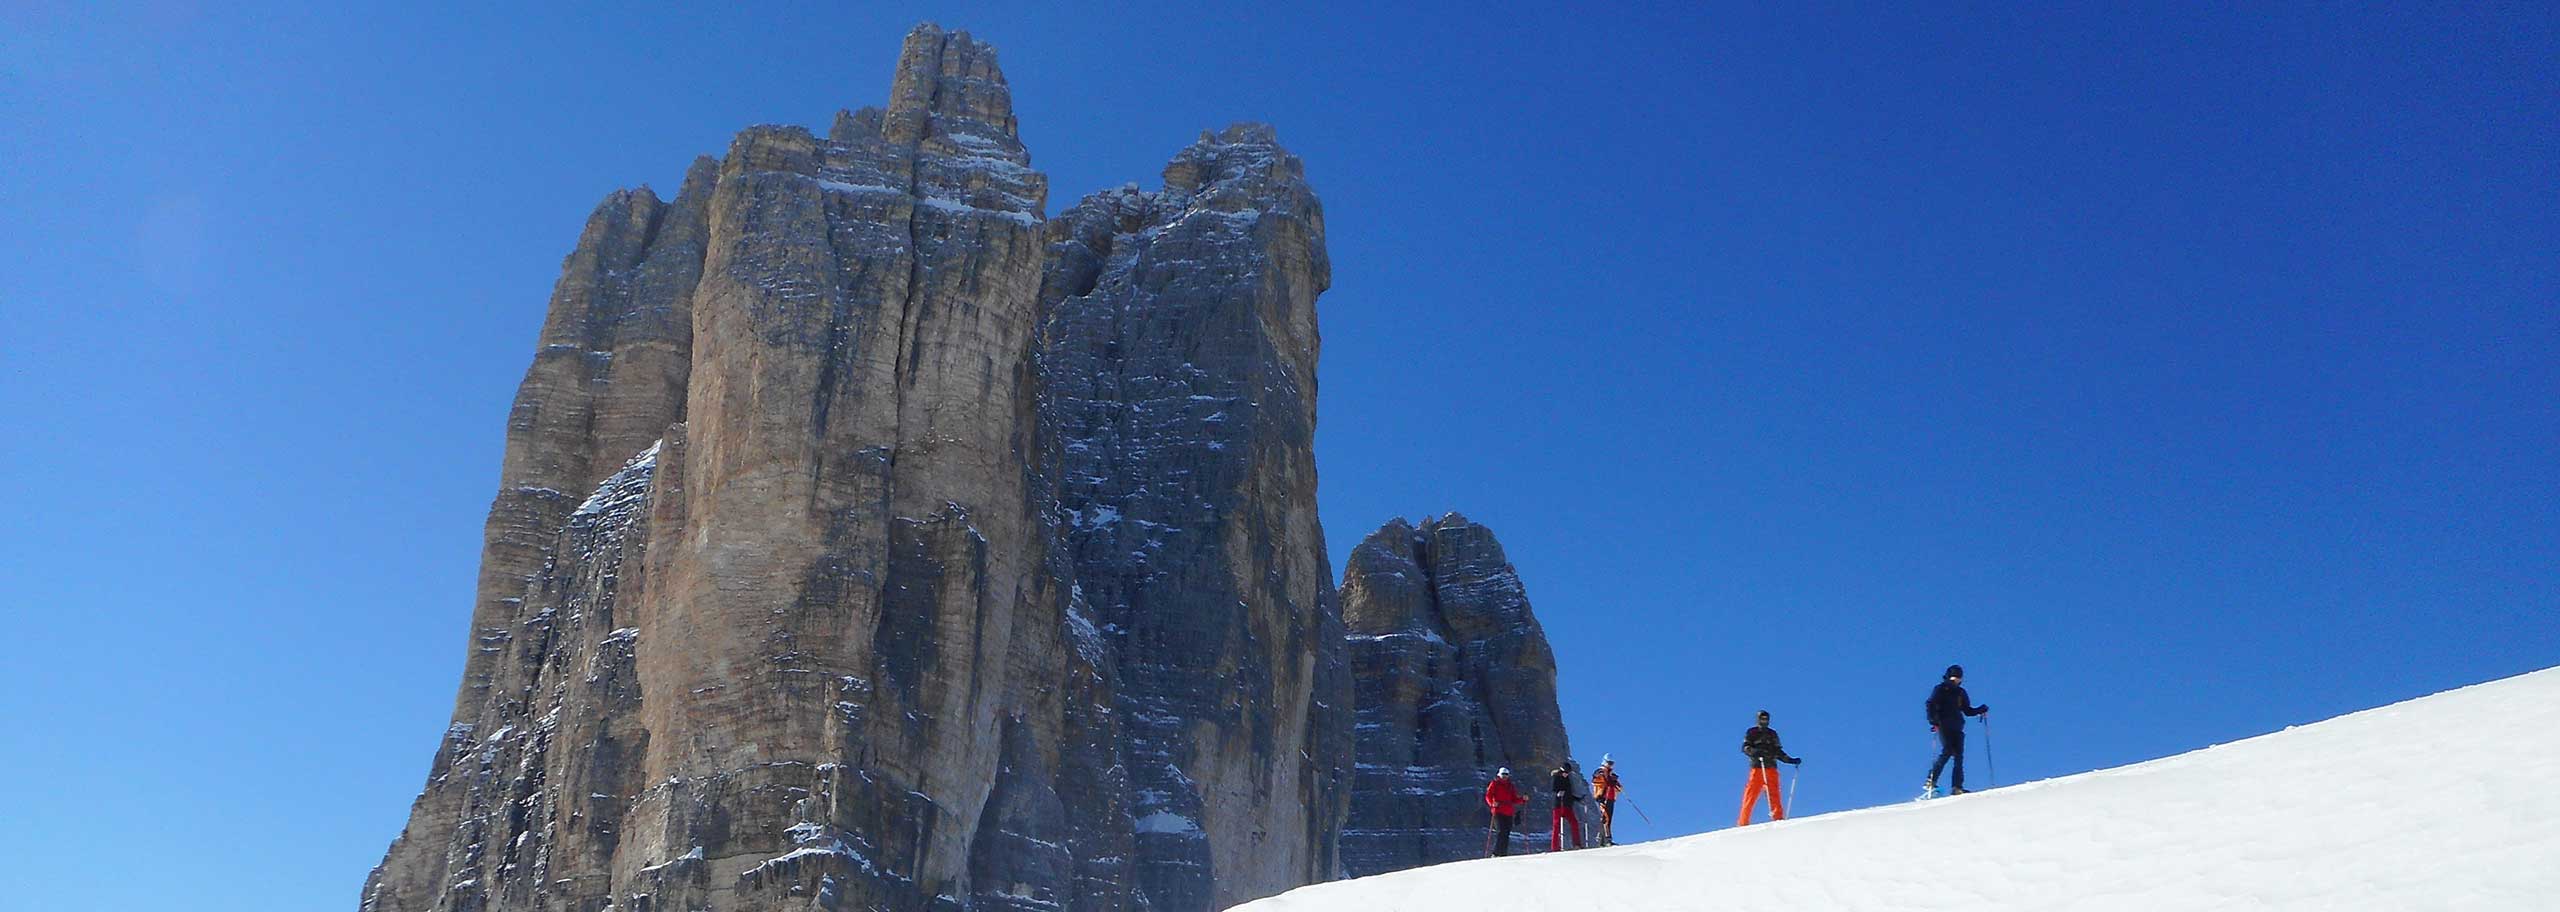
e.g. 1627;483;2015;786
1340;515;1574;875
1040;124;1348;909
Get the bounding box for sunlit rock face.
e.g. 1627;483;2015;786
1339;515;1574;876
364;24;1345;912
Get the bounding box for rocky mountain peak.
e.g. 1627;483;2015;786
367;23;1343;912
1163;124;1306;203
888;23;1019;143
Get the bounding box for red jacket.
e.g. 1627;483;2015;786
1484;776;1525;815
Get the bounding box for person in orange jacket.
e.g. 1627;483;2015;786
1737;710;1802;826
1590;756;1625;846
1483;767;1526;856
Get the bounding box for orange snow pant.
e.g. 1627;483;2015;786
1737;767;1785;826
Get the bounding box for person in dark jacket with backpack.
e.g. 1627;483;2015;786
1925;664;1990;796
1737;710;1801;826
1548;761;1589;851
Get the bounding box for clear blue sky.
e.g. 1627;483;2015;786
4;3;2553;908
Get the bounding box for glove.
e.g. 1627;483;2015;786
1930;724;1937;732
1979;705;1991;714
1786;757;1802;766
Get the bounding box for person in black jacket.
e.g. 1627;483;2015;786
1548;761;1588;851
1925;664;1989;796
1736;710;1801;826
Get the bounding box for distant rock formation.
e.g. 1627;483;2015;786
1340;515;1574;875
364;24;1344;912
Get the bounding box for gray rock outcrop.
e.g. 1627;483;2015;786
365;24;1345;912
1339;515;1574;876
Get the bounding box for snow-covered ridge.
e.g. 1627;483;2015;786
1238;666;2560;911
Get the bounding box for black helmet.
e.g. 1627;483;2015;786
1945;664;1965;680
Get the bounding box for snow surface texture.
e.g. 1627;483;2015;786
1236;666;2560;911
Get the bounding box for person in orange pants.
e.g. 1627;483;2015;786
1737;709;1802;826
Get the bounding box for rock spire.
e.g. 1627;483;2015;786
1339;514;1575;874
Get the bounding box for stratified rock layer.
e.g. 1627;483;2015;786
366;24;1345;912
1340;515;1573;876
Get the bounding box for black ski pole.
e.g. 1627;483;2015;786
1984;714;1996;788
1628;799;1653;825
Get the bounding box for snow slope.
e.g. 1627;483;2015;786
1238;666;2560;911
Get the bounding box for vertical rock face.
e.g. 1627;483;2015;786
1039;125;1349;910
618;19;1060;912
366;150;717;912
1339;515;1574;876
366;24;1345;912
455;155;717;722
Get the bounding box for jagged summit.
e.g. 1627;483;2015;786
1340;513;1521;633
888;23;1018;136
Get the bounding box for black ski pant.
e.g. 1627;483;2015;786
1489;811;1517;856
1928;726;1965;790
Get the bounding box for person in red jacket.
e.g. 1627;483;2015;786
1483;767;1526;856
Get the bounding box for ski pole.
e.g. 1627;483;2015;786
1786;766;1802;817
1983;714;1996;788
1627;800;1653;825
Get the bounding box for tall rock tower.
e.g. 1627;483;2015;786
1338;515;1575;874
1040;124;1349;909
364;25;1346;912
